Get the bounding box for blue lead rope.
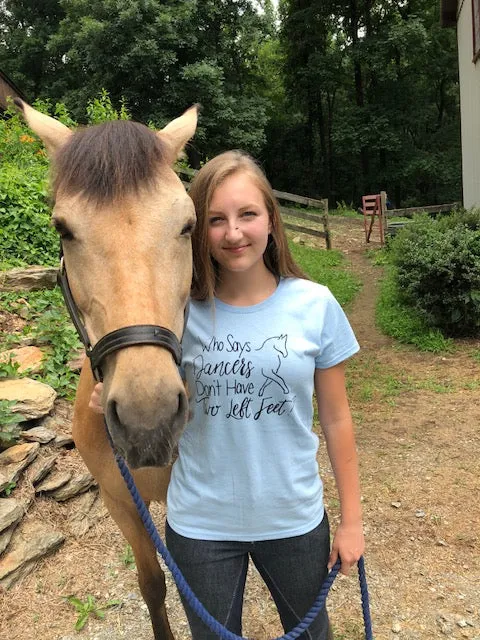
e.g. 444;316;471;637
114;450;374;640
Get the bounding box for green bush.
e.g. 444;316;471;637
0;105;58;267
436;207;480;232
0;163;59;267
0;91;130;269
390;211;480;337
376;265;453;352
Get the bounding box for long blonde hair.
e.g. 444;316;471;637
188;150;306;301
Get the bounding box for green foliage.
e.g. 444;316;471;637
272;0;461;206
64;594;120;631
332;202;359;217
0;104;59;267
389;211;480;337
0;400;25;452
376;265;453;351
0;0;461;207
121;544;136;570
0;91;129;269
0;356;21;379
436;207;480;232
0;400;21;425
289;242;362;306
86;89;130;124
0;288;82;399
2;481;17;496
28;290;81;399
0;162;57;267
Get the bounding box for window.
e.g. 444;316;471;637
474;0;480;62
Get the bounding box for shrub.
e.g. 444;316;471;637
0;162;59;267
390;211;480;337
0;104;58;267
0;91;130;268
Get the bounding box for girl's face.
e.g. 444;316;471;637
207;171;272;276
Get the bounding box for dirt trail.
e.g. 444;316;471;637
326;217;480;639
1;216;479;640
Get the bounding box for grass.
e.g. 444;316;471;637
331;202;360;218
347;355;416;406
375;265;453;353
345;351;468;409
471;348;480;364
289;242;362;307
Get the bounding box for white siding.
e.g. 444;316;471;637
457;0;480;208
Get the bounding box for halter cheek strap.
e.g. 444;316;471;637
57;255;185;382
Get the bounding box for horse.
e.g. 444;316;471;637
15;99;198;640
255;334;289;397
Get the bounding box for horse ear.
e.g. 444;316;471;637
158;104;199;163
14;98;72;155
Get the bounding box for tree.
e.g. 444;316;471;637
0;0;65;98
44;0;271;157
277;0;461;205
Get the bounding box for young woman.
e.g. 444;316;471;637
91;150;364;639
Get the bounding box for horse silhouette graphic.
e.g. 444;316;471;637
255;335;289;397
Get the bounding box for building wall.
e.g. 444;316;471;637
0;77;18;110
0;72;25;111
457;0;480;208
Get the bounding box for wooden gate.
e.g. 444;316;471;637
362;192;386;244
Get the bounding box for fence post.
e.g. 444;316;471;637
380;191;387;245
322;199;331;249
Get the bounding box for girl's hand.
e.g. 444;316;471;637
328;521;365;576
88;382;104;414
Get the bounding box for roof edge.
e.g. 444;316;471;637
0;68;27;109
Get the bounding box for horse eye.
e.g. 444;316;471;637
181;221;196;237
52;219;74;241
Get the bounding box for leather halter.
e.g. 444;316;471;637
57;255;184;382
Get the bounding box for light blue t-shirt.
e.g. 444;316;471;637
167;277;359;541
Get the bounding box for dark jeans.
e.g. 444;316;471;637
165;514;332;640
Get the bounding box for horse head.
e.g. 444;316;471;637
16;99;198;468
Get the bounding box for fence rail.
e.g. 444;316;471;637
385;202;460;219
177;166;331;248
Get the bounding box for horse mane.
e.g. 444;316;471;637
53;121;168;204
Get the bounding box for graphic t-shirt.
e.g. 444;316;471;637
167;277;359;541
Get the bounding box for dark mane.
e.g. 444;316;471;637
53;121;168;203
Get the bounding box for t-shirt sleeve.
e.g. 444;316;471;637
314;290;359;369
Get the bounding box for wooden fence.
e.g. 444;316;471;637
362;190;460;244
177;166;331;249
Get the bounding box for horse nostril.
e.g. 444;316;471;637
177;391;188;422
107;399;122;433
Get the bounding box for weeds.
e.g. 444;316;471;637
0;400;26;451
121;544;136;570
64;594;120;631
332;201;359;217
2;481;17;496
0;356;21;379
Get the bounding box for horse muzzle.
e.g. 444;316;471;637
105;388;188;468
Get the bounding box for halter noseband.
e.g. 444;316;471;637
57;255;184;382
